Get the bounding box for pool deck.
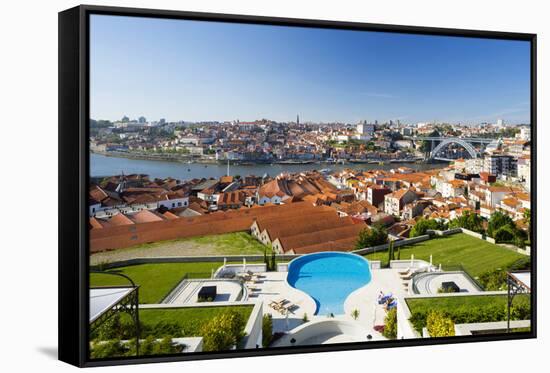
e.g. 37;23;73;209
245;267;408;340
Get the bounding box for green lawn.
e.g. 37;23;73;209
186;232;271;255
365;233;527;278
90;262;225;303
406;294;530;332
90;232;271;265
137;306;253;338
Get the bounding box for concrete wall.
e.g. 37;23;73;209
454;320;531;336
241;302;264;349
214;263;268;278
427;228;462;236
389;259;433;270
91;255;299;270
460;227;496;244
271;319;371;347
396;297;422;340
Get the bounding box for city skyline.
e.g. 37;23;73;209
90;15;531;124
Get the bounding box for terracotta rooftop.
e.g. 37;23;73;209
276;223;366;253
130;210;164;224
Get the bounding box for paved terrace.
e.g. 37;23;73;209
234;266;410;341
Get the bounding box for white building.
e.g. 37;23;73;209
357;121;375;135
519;127;531;141
517;157;531;191
441;179;467;198
465;158;484;174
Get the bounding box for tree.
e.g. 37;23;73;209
387;240;395;263
524;208;531;241
351;309;360;320
262;314;273;347
355;225;388;250
200;311;245;351
426;311;455;337
494;225;515;243
410;218;446;237
270;251;276;271
449;211;484;233
94;313;123;340
90;340;126;359
487;211;513;238
382;308;397;339
263;247;269;270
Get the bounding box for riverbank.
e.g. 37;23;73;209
90;153;447;180
91;150;427;166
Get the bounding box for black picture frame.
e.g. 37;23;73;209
59;4;537;368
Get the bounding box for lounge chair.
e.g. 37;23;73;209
269;301;287;315
272;297;289;306
400;270;419;280
397;267;410;275
399;269;415;279
283;303;298;314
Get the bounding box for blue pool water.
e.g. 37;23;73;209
287;252;372;315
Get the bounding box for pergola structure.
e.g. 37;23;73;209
506;271;531;333
89;271;140;355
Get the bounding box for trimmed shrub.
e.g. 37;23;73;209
426;311;455;337
478;270;508;291
382;308;397;339
262;314;273;347
90;340;127;359
355;225;388;250
200;311;246;352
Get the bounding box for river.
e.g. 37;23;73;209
90;153;446;180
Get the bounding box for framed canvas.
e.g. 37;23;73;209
58;4;536;367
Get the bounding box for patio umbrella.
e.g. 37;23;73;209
430;255;433;266
410;254;414;267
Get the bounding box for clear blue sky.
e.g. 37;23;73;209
90;15;531;124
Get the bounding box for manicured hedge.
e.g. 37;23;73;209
407;295;530;333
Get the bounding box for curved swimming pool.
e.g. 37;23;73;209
287;252;372;315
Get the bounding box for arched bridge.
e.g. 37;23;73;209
411;137;495;161
431;138;479;159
